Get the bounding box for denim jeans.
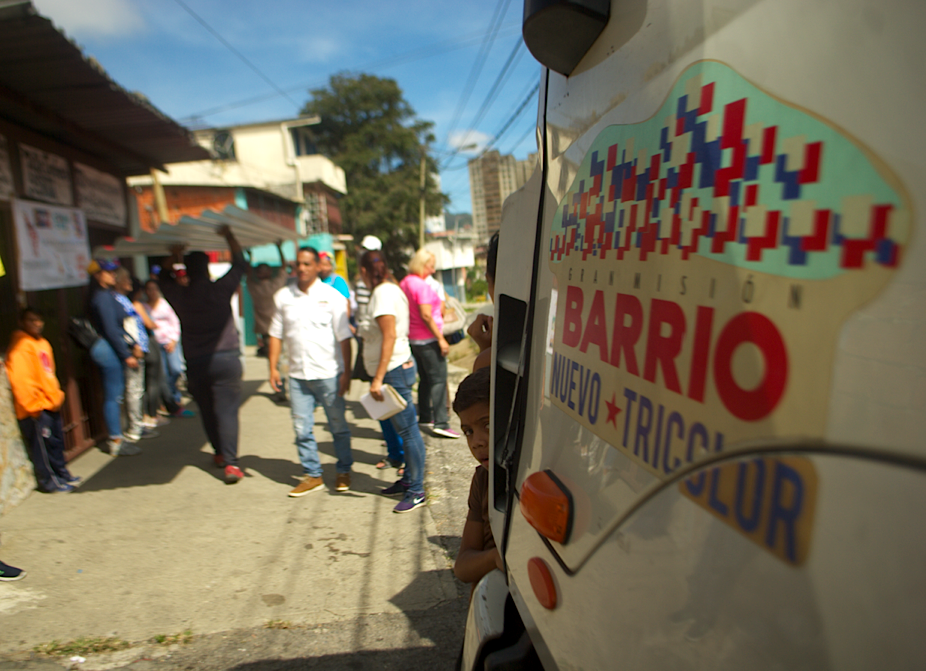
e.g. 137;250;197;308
410;341;450;430
186;350;241;467
160;342;185;405
383;360;426;495
290;376;353;477
90;338;125;438
380;419;404;464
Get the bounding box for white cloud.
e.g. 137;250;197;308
33;0;144;38
448;130;492;154
295;35;344;64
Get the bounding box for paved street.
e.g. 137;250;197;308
0;350;477;670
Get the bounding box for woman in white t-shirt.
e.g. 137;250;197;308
359;250;428;514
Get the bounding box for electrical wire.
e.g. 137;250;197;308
180;22;521;123
441;0;515;152
172;0;303;111
441;38;524;168
481;82;539;153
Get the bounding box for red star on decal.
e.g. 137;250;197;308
605;393;622;428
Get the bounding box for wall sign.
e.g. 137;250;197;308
75;162;126;226
13;198;90;291
20;143;72;206
0;134;14;199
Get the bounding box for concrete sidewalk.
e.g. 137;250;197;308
0;352;465;662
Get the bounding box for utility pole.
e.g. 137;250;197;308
418;148;427;249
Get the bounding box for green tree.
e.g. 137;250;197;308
302;73;446;272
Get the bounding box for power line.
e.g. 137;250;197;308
441;0;515;151
482;82;539;150
172;0;303;112
440;79;539;173
180;23;522;123
441;38;524;168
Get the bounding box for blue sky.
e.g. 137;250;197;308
32;0;543;215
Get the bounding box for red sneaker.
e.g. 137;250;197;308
213;454;225;468
224;465;244;484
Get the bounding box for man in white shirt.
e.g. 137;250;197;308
268;247;354;495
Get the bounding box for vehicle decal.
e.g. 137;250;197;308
545;60;910;483
681;456;818;566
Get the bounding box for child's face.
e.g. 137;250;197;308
458;402;491;469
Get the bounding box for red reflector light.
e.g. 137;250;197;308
528;557;557;610
520;470;573;544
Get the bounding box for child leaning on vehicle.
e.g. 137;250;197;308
452;367;503;588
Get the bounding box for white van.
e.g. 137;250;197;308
464;0;926;668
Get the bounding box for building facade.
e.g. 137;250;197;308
0;2;208;512
129;118;346;237
468;150;538;242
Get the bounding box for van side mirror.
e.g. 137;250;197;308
522;0;611;76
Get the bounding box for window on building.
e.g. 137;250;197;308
212;130;236;160
290;128;318;157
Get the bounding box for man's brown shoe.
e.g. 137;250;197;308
289;475;324;497
335;472;351;492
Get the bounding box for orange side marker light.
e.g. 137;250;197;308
520;470;573;544
528;557;558;610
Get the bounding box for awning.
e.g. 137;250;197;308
93;206;302;257
0;1;209;174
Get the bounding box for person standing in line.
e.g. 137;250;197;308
130;279;186;428
359;250;428;513
144;279;192;415
268;247;355;494
353;237;404;473
246;240;288;358
159;226;248;484
400;248;459;439
5;307;80;493
86;259;141;456
113;268;157;443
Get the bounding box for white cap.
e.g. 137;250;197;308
361;235;382;250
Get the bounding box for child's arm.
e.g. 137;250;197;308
454;520;503;584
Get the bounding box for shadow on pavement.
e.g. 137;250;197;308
224;598;466;671
72;379;265;492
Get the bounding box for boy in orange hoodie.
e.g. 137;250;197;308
5;307;79;493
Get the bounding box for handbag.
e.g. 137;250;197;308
441;295;466;345
352;339;373;382
67;317;100;350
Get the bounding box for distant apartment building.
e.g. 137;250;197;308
468;150;537;242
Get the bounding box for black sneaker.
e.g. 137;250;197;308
0;561;25;581
381;480;409;496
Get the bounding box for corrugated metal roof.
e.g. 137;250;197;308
93;205;304;257
0;1;209;175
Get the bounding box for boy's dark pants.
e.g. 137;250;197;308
19;411;70;492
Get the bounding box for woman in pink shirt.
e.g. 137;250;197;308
145;279;187;411
399;249;459;439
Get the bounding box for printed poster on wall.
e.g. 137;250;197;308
0;134;14;199
20;143;73;206
75;162;126;226
13;199;90;291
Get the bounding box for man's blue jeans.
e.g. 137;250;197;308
383;361;426;495
89;338;125;439
290;376;353;477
